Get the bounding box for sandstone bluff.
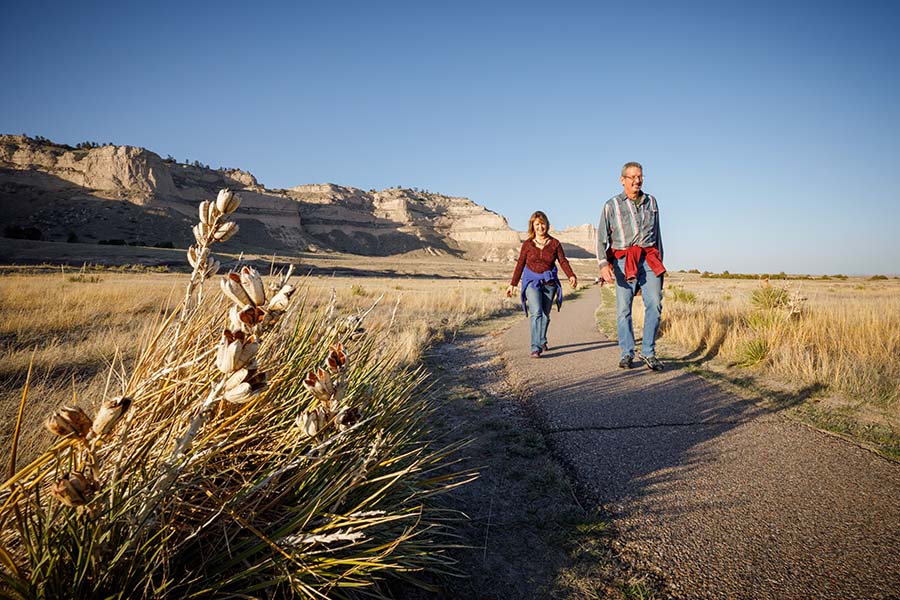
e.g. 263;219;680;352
0;135;595;260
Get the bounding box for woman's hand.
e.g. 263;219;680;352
569;276;578;290
505;284;515;298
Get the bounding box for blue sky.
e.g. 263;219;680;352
2;0;899;274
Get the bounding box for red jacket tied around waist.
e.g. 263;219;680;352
609;245;666;282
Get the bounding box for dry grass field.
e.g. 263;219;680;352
0;263;531;466
605;272;900;459
4;187;607;598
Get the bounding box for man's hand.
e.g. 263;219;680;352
599;264;614;285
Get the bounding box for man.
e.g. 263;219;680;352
597;162;666;371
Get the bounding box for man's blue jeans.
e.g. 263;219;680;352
614;257;663;359
524;283;557;353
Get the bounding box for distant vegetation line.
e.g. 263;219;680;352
677;269;895;281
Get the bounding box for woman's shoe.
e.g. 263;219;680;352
530;350;542;358
542;343;549;352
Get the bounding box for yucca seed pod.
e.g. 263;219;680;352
213;221;239;242
239;266;267;306
187;245;200;268
91;396;132;437
237;341;259;367
335;406;361;432
267;283;296;311
247;369;267;388
326;343;347;372
45;406;93;438
221;273;253;307
224;382;253;403
266;292;290;312
303;368;335;402
223;328;248;344
216;340;241;373
216;188;240;214
224;370;266;403
51;472;99;507
228;305;248;333
239;305;266;326
216;337;258;374
206;200;219;224
224;368;249;391
198;200;212;225
192;223;206;245
296;407;326;437
204;257;221;278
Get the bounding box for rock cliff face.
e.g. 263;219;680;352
0;135;307;252
282;184;521;259
0;134;575;261
0;135;176;203
553;223;597;259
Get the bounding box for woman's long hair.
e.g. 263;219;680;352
527;211;550;240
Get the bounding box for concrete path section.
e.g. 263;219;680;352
501;285;900;600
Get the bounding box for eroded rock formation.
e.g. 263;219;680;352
0;134;584;262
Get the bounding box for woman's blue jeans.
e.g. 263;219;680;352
524;283;557;353
614;256;663;359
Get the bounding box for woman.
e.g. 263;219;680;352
506;211;578;357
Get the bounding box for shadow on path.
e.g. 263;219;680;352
502;286;900;600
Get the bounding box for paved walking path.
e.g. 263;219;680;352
501;286;900;600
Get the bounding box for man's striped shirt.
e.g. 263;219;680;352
596;192;663;268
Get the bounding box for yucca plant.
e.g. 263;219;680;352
0;189;469;599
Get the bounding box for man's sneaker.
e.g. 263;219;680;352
642;355;664;371
618;355;633;369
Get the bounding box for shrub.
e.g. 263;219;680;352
736;337;769;367
668;285;697;304
750;285;789;310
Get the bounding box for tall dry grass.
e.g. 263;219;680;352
0;273;511;466
650;276;900;455
0;189;513;598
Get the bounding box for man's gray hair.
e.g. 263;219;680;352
621;161;643;176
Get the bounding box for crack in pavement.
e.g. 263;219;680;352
545;420;750;434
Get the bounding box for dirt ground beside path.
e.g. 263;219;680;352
392;315;661;600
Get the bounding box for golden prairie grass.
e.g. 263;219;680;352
645;274;900;457
0;190;523;598
0;270;514;466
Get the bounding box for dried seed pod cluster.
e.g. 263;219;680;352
221;266;296;333
187;246;220;279
92;396;132;438
45;406;93;438
44;397;132;442
216;328;268;404
50;471;99;507
215;265;297;404
43;396;132;509
185;188;241;282
296;343;361;437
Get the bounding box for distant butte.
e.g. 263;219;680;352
0;134;595;260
